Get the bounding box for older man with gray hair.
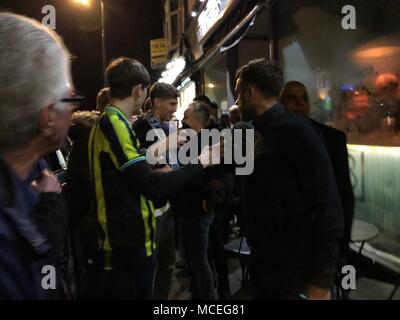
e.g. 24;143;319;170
0;13;76;299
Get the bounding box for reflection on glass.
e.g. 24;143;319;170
278;1;400;146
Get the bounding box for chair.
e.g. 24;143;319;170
224;237;251;285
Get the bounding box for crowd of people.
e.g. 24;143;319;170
0;13;353;300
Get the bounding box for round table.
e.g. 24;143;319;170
351;219;379;254
224;237;251;255
351;219;380;243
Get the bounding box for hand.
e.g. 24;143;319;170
147;132;187;158
202;199;216;215
304;285;331;300
31;169;62;194
172;132;188;149
198;142;224;168
154;165;173;174
130;115;139;125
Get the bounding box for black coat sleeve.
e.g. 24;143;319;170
122;161;204;201
292;125;344;289
329;132;355;251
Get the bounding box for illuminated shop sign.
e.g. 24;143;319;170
196;0;234;43
159;57;186;84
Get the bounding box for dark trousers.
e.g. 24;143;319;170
153;210;176;299
94;248;156;300
208;212;231;299
249;255;304;300
179;215;215;300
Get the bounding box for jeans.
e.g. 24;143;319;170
153;210;176;299
179;214;215;300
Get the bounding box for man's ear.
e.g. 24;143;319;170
132;84;144;101
248;85;256;99
153;98;161;109
38;104;57;137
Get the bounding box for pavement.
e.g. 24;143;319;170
167;233;400;300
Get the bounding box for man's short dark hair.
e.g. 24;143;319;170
149;82;179;104
236;59;284;98
106;57;150;100
193;95;212;107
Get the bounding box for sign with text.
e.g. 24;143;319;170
150;38;168;70
196;0;234;43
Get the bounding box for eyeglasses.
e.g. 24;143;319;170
52;94;85;114
59;94;85;105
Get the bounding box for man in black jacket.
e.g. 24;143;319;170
280;81;355;256
235;59;344;300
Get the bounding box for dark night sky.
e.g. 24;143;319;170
0;0;164;108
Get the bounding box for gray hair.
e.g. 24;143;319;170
189;101;211;128
0;12;71;152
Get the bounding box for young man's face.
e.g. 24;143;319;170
154;97;178;123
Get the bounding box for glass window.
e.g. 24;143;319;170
170;0;179;12
165;0;181;50
170;12;179;48
276;0;400;238
204;53;234;114
277;0;400;147
177;81;196;122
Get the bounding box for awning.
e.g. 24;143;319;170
174;0;271;86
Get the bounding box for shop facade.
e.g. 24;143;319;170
274;0;400;236
161;0;400;236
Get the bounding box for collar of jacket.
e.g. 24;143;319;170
146;111;164;129
253;103;285;132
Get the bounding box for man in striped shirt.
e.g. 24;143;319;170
89;57;213;299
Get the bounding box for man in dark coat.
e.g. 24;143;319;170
235;59;344;300
0;12;74;299
280;81;355;255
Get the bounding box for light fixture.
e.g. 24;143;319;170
73;0;92;7
159;57;187;84
207;83;215;88
191;11;198;17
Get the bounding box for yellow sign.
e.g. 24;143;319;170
150;38;168;69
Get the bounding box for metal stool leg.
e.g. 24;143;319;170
388;283;399;300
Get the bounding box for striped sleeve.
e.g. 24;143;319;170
99;113;146;171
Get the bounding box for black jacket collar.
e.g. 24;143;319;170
253;103;285;132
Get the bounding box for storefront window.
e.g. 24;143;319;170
277;0;400;236
177;80;196;122
164;0;182;50
203;53;235;114
277;0;400;147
